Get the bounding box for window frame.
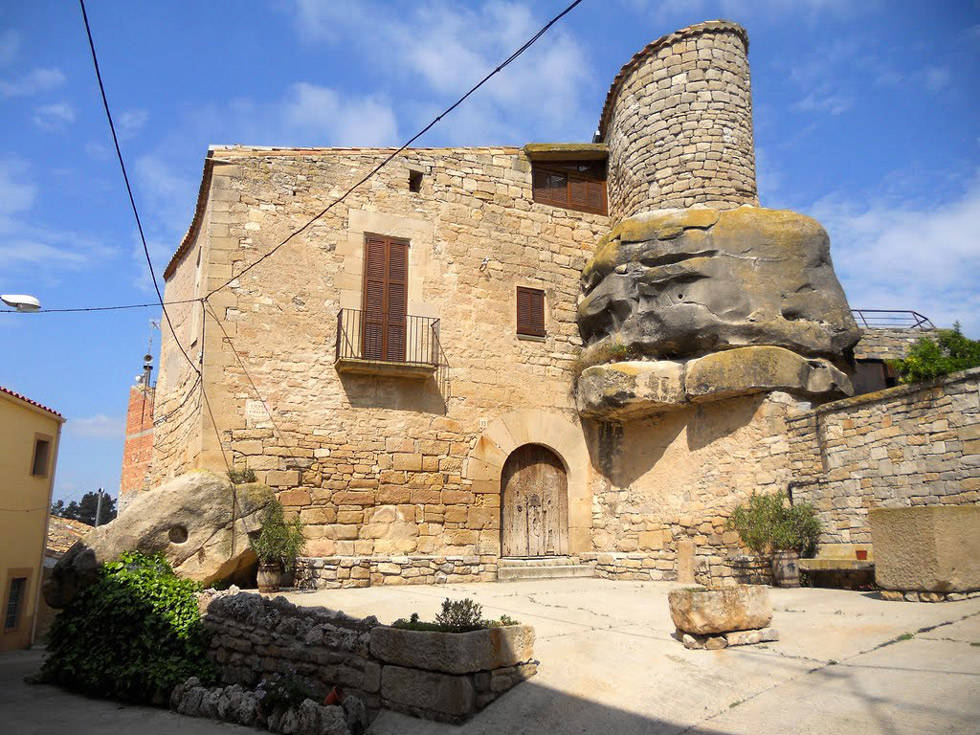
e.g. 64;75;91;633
531;161;608;215
30;433;52;478
3;571;30;633
516;286;547;338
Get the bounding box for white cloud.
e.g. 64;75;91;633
66;414;127;438
793;88;851;116
811;174;980;336
0;67;65;97
287;0;594;144
0;159;116;283
118;109;149;138
625;0;870;26
0;30;19;66
33;102;76;130
284;83;397;146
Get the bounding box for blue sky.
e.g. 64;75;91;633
1;0;978;506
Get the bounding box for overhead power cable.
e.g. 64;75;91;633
0;297;205;315
78;0;199;377
206;0;584;297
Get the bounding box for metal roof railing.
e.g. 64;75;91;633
851;309;935;330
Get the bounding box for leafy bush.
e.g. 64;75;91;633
250;500;305;567
393;598;519;632
41;551;214;702
727;492;820;558
891;324;980;384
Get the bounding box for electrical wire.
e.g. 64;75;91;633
206;0;584;297
78;0;200;378
0;297;204;315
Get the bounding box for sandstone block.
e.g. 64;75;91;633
370;625;535;675
265;470;300;487
871;506;980;592
668;585;772;634
381;666;474;718
577;360;686;420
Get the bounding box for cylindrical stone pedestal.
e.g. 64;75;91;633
600;20;758;220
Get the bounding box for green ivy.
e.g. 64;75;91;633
891;323;980;384
41;551;215;703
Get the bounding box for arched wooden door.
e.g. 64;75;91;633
501;444;568;557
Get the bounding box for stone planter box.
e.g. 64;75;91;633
669;585;775;649
370;625;537;723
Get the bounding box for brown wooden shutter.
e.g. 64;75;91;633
361;235;409;361
517;287;545;337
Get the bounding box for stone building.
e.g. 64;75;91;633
137;20;976;587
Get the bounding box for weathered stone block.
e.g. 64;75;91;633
381;665;474;718
370;625;535;675
870;506;980;592
668;585;772;634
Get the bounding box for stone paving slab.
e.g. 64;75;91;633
281;579;980;734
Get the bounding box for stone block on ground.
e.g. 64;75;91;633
380;665;475;720
870;506;980;593
668;585;773;635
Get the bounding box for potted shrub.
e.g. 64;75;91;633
250;500;305;593
726;491;820;587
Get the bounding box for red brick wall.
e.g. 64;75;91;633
119;385;155;507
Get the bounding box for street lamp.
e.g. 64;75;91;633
1;294;42;312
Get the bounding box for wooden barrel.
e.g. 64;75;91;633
771;550;800;587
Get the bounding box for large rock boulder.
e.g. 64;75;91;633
577;347;852;421
44;471;274;608
668;585;773;635
578;207;862;363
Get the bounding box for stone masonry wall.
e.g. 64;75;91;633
787;368;980;545
853;327;935;361
601;21;757;219
294;554;497;589
588;391;807;584
157;146;608;560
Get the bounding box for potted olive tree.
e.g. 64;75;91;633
250;499;305;593
727;491;820;587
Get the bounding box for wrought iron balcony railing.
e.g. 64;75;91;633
335;308;448;389
851;309;935;330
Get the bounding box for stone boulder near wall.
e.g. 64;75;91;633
44;471;274;608
668;585;773;635
578;207;862;364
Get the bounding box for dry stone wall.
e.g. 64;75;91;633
787;368;980;544
601;21;757;218
853;328;934;361
294;554;497;589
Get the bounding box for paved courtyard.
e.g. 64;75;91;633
3;579;978;734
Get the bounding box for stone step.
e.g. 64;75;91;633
497;563;595;582
498;556;582;568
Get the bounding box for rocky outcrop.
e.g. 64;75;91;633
668;585;773;635
578;207;862;363
577;347;852;421
44;472;273;608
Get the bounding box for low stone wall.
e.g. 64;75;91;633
199;590;536;724
582;550;770;586
853;328;934;361
787;368;980;546
294;554;498;589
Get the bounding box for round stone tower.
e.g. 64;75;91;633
600;20;758;220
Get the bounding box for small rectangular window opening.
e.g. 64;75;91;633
517;287;546;337
4;577;26;630
31;437;51;477
408;170;423;193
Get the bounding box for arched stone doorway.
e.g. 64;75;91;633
501;444;569;557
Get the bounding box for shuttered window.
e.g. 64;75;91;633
516;287;546;337
531;161;607;215
361;234;409;361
